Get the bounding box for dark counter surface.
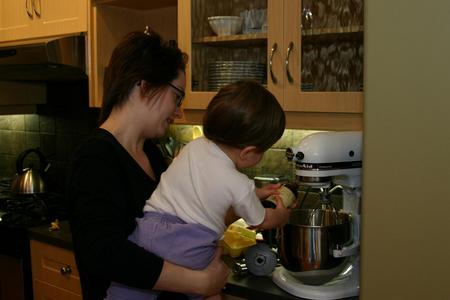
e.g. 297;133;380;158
225;271;300;300
28;221;358;300
28;220;73;250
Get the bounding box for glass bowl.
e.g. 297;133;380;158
208;16;243;36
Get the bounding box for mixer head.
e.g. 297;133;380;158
286;131;362;189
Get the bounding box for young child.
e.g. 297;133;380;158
107;80;290;300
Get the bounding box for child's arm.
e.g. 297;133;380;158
255;183;281;200
251;195;291;230
224;207;240;226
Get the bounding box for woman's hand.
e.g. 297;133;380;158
201;247;229;296
255;183;281;200
154;247;229;296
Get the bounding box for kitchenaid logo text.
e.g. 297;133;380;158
295;161;362;170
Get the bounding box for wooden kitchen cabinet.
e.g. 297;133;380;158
0;0;88;43
30;240;82;300
178;0;364;130
87;0;177;107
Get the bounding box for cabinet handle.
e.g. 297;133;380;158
60;265;72;275
25;0;33;18
269;43;278;84
32;0;41;17
285;41;294;84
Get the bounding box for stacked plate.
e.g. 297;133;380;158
208;60;266;91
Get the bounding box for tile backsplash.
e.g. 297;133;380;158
0;109;100;191
0;100;321;195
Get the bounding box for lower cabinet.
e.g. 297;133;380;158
30;240;82;300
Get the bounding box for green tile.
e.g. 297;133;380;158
169;125;194;143
258;149;294;179
0;154;16;177
10;115;25;131
272;129;293;149
39;116;56;134
25;132;41;149
25;115;40;132
6;131;26;155
0;116;9;130
0;131;8;154
241;165;262;180
55;116;75;135
39;134;56;156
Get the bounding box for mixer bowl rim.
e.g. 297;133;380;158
286;209;352;228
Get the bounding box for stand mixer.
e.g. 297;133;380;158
273;131;362;300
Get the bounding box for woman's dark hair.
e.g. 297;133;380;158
99;30;187;124
203;80;285;152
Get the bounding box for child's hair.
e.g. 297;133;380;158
203;80;285;152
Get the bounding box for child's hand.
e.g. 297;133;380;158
255;183;281;200
251;194;292;230
269;195;291;228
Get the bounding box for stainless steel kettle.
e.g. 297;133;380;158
11;148;50;194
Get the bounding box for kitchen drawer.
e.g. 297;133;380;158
33;279;82;300
30;240;82;296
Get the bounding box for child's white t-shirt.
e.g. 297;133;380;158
143;137;265;236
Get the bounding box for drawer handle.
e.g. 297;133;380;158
60;266;72;275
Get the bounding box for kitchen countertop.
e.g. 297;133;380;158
28;221;358;300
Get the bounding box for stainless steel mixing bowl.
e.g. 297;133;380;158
277;209;351;284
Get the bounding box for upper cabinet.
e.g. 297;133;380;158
178;0;364;129
0;0;88;43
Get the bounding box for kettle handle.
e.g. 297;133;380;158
15;148;48;174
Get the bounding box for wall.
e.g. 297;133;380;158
361;0;450;299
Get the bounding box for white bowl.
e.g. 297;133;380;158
208;16;243;36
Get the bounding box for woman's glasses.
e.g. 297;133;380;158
167;82;185;107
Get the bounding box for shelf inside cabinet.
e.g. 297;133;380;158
194;33;267;47
302;25;363;36
302;29;363;44
93;0;176;10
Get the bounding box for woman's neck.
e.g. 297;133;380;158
102;102;147;146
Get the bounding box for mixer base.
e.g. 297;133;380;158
272;260;359;300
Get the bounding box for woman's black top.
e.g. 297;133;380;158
67;128;167;300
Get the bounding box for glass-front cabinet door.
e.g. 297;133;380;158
179;0;269;109
282;0;363;113
178;0;363;116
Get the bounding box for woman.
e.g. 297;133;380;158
106;80;290;300
67;30;229;300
